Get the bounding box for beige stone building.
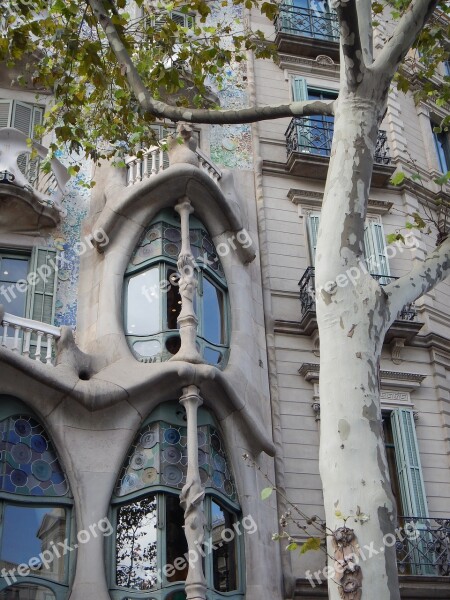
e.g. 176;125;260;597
0;3;449;600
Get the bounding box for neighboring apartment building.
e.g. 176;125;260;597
0;3;449;600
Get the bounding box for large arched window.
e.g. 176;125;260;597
124;209;229;367
109;402;244;600
0;396;73;600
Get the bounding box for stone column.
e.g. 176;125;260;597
171;197;203;363
179;385;207;600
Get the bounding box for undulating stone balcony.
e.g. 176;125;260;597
126;145;222;187
285;119;394;185
0;128;69;228
0;310;61;365
274;4;340;60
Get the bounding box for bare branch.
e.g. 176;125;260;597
384;236;450;318
331;0;365;88
87;0;334;123
372;0;440;81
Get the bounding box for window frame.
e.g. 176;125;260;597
123;211;230;367
0;397;74;600
431;120;450;173
109;403;244;600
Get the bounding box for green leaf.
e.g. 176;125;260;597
300;537;321;554
286;542;298;551
261;487;273;500
390;171;406;185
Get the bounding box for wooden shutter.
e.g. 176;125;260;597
391;409;428;518
0;99;12;128
12;101;33;176
364;220;390;284
306;213;320;265
291;76;308;102
28;248;58;325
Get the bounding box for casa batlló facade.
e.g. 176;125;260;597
0;2;449;600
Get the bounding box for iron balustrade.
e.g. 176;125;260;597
274;4;339;42
396;516;450;576
286;118;392;165
298;268;417;321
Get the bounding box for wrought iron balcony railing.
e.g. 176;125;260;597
298;267;417;321
286;119;392;165
396;516;450;576
274;4;339;42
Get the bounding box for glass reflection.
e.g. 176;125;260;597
202;279;224;345
0;505;66;583
0;583;56;600
211;501;237;592
0;257;29;332
165;495;188;583
116;496;158;590
126;268;160;336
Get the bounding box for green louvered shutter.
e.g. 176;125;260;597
0;99;12;128
28;105;44;184
307;213;320;265
391;409;428;518
364;220;390;284
28;248;58;325
291;77;310;153
12;101;34;176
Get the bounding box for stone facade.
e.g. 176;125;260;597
0;5;449;600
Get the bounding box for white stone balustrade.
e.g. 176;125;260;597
0;312;61;365
126;146;222;186
0;128;69;213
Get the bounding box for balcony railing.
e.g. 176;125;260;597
126;146;222;186
396;516;450;576
274;5;339;42
0;311;61;366
298;267;417;321
0;128;69;212
286;119;392;165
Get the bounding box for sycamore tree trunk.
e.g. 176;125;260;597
316;87;400;600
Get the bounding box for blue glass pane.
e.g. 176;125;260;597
0;584;56;600
202;279;224;345
0;257;29;318
0;505;67;583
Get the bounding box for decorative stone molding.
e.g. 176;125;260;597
287;188;393;214
299;363;426;392
391;337;406;364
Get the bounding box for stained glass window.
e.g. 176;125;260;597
0;415;70;497
124;209;229;367
111;404;243;599
0;400;72;600
116;421;236;503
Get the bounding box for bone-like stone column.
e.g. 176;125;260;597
171;196;203;363
180;385;207;600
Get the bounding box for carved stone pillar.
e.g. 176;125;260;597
171;196;203;363
180;385;207;600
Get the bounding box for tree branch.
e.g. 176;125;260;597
384;236;450;318
331;0;365;88
372;0;440;81
87;0;334;123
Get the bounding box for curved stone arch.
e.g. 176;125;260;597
92;163;255;265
